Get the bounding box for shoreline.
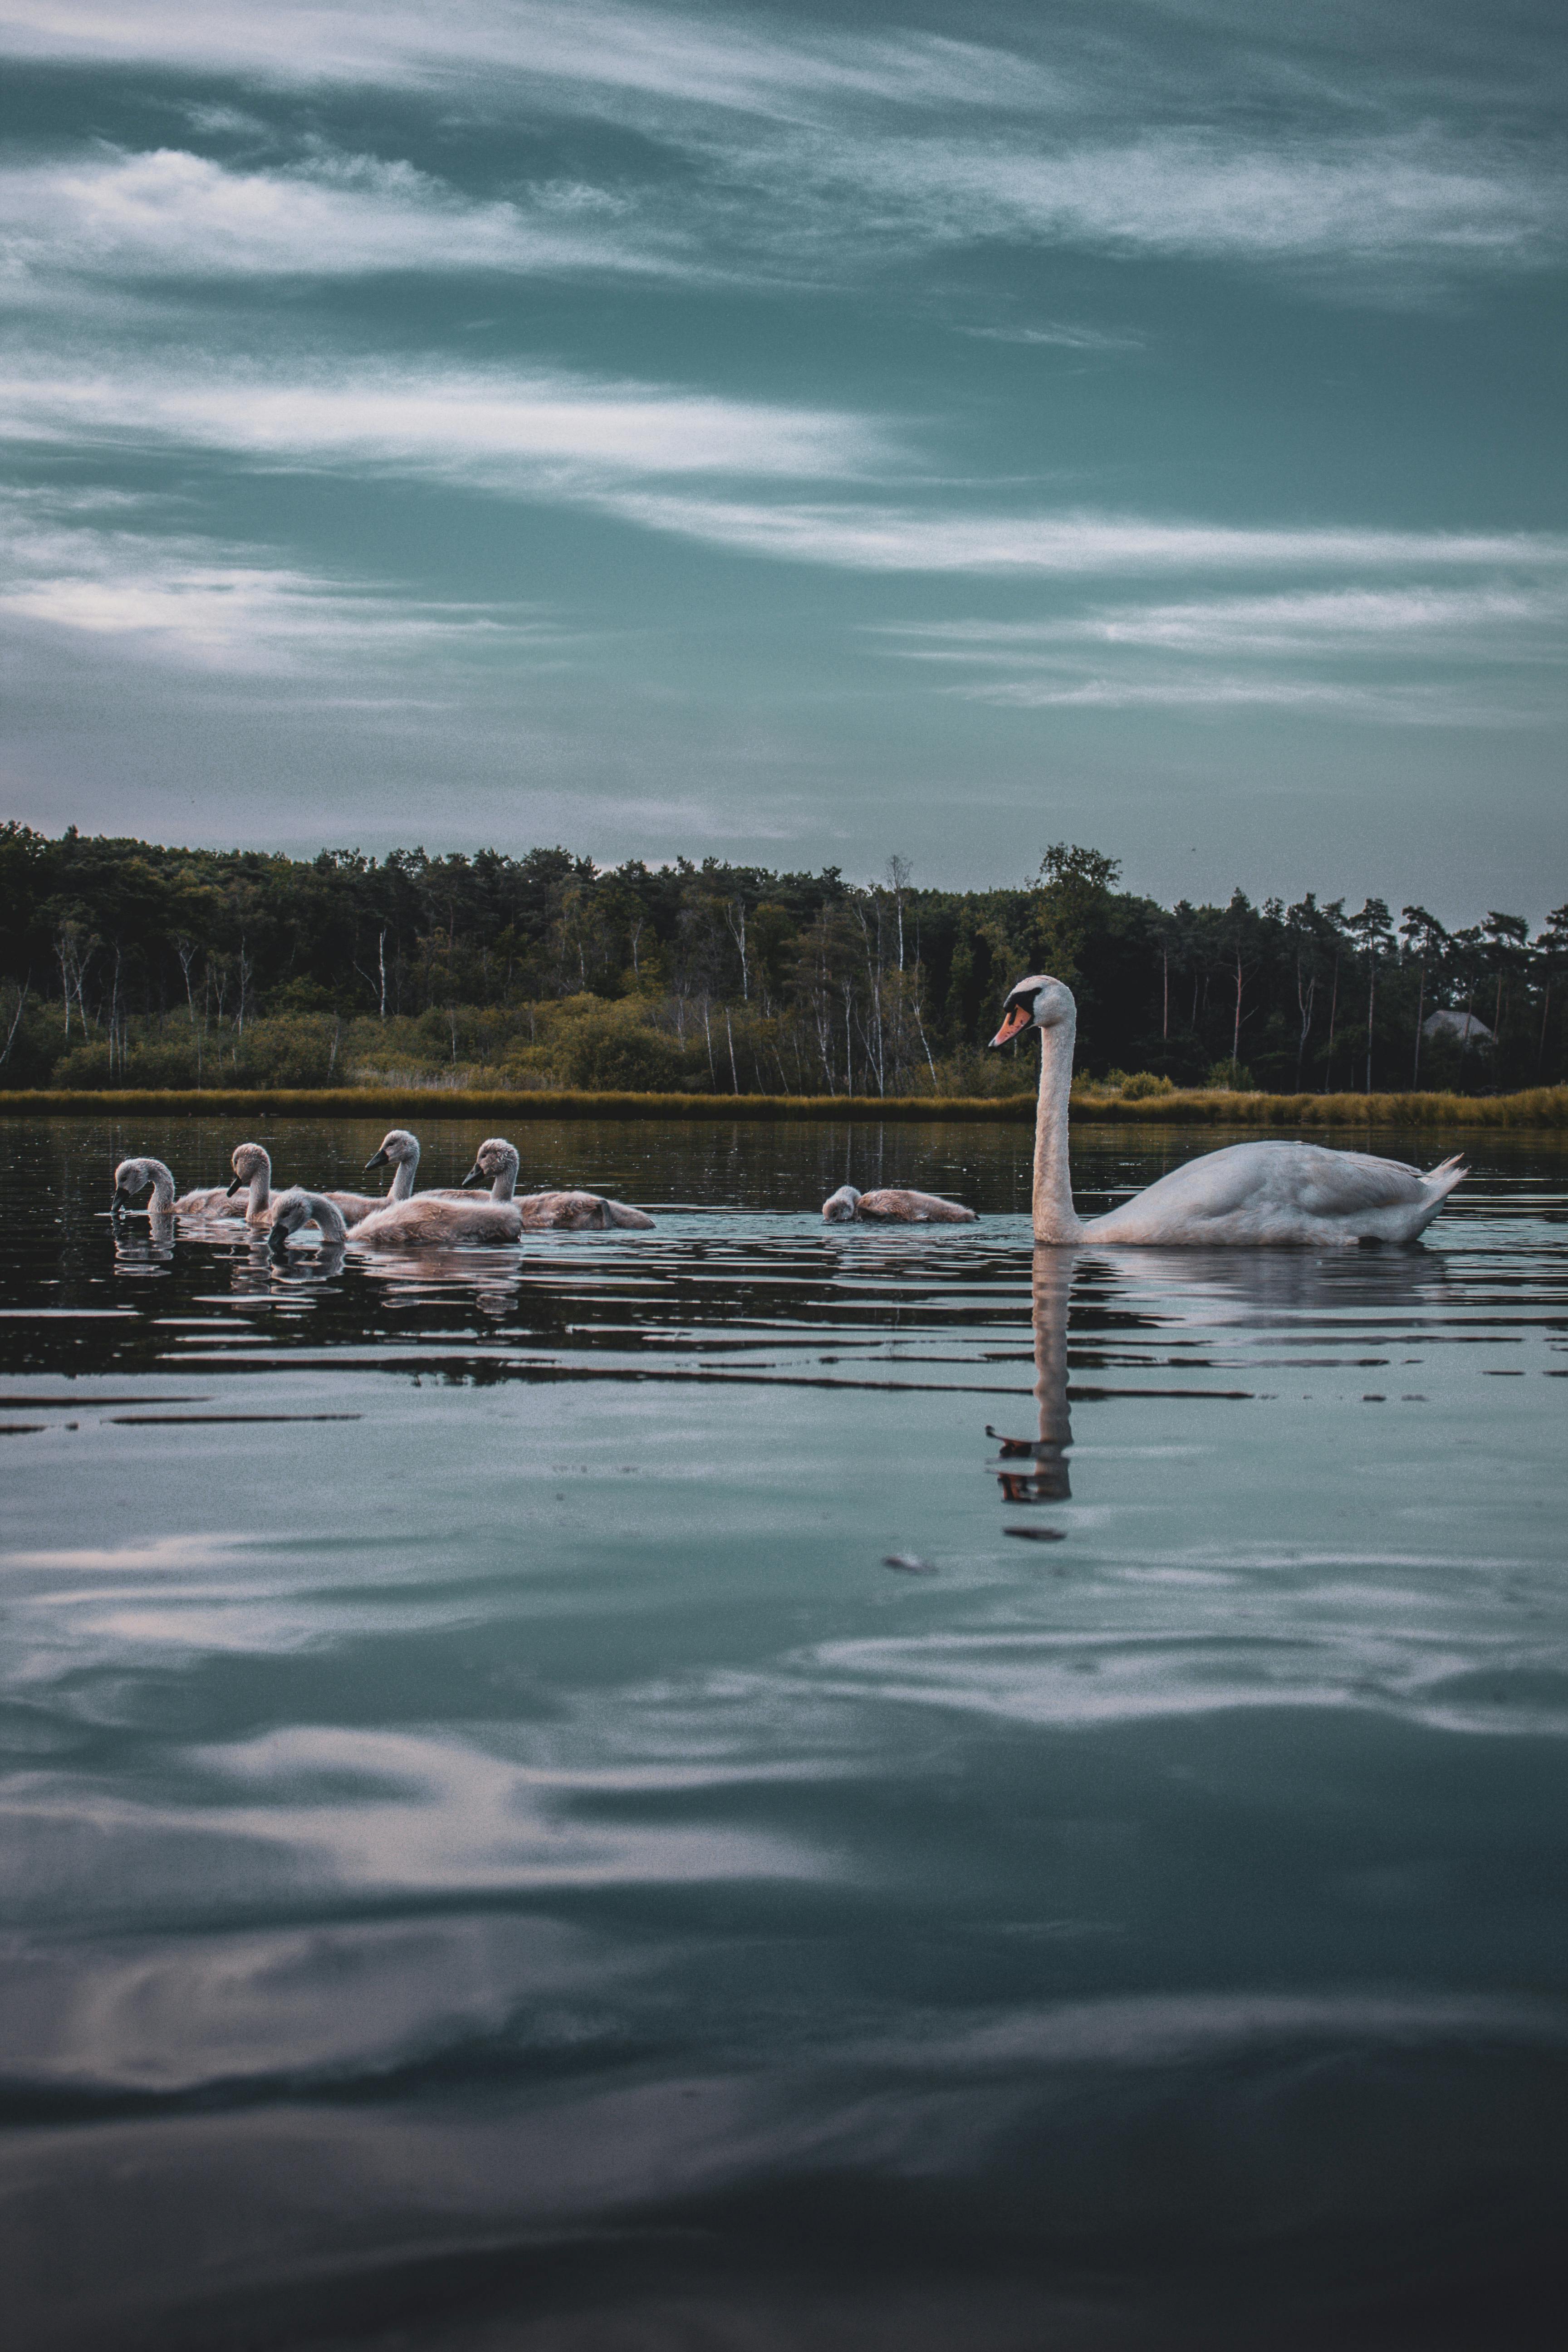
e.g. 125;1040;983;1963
3;1083;1565;1128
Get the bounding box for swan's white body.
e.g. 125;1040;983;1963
993;975;1466;1248
823;1183;977;1225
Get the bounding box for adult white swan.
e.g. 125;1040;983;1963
822;1184;976;1224
268;1185;523;1254
991;975;1466;1247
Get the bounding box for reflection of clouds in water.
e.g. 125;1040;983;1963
0;1911;652;2095
1;1532;242;1575
769;1619;1568;1739
5;1722;827;1911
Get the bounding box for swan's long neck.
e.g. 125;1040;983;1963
490;1152;519;1203
147;1160;176;1210
1032;1017;1085;1244
246;1156;271;1220
304;1193;349;1242
389;1145;418;1202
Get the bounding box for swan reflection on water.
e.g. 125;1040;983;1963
351;1244;526;1319
110;1216;176;1276
1012;1238;1460;1519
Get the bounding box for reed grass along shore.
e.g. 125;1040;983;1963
5;1083;1566;1127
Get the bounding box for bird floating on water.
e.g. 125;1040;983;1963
991;974;1466;1247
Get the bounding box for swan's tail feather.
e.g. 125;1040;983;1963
1423;1153;1468;1201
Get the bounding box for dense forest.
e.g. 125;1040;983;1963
1;823;1563;1097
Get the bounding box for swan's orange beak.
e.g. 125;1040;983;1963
989;1003;1032;1048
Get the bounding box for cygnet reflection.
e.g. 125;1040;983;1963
353;1243;526;1319
113;1216;176;1274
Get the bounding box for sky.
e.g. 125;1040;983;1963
0;0;1564;918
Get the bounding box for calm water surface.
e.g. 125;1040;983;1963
2;1116;1567;2350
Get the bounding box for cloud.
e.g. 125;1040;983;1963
0;361;877;489
955;322;1144;350
867;582;1568;727
0;2;1063;117
598;496;1568;575
0;146;683;287
0;487;557;675
1;7;1558;288
931;674;1534;724
878;584;1568;655
813;127;1564;271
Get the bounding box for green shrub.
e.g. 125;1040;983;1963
550;1005;696;1091
233;1015;338;1088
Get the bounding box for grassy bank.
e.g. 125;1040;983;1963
3;1083;1566;1127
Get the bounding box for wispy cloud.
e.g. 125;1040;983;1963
2;6;1559;288
878;584;1568;654
0;146;685;289
0;3;1065;117
803;127;1565;272
0;361;878;488
955;321;1143;351
0;488;556;674
598;496;1568;575
868;582;1568;726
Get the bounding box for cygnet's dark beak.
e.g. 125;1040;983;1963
989;1000;1032;1049
364;1147;390;1171
225;1174;245;1196
268;1224;291;1259
111;1188;132;1215
460;1164;485;1188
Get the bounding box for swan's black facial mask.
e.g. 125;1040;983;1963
990;995;1035;1049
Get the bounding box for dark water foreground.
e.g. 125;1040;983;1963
2;1118;1566;2351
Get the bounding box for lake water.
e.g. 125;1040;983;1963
3;1115;1566;2351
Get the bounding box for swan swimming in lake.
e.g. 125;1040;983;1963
822;1184;977;1224
216;1137;414;1229
334;1128;429;1224
112;1155;247;1218
221;1141;277;1225
456;1135;655;1228
992;975;1467;1247
366;1131;653;1227
268;1184;523;1254
112;1157;180;1216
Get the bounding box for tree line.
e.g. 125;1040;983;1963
1;823;1563;1097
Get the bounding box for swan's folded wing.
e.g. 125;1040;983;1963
1295;1148;1428;1215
